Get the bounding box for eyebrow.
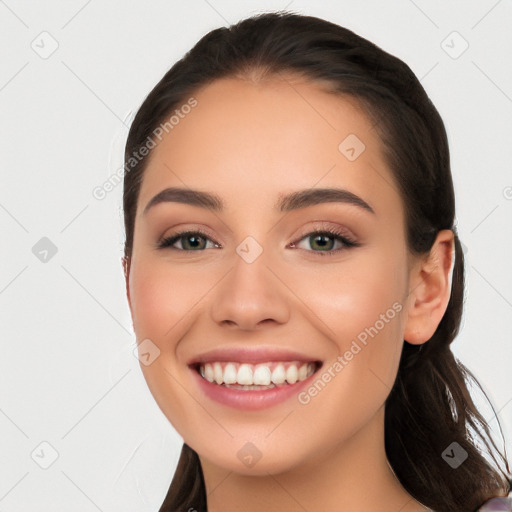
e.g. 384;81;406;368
143;186;375;215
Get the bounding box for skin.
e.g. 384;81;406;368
123;74;454;512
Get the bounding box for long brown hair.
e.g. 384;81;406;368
123;12;511;511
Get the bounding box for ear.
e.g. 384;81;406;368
122;255;132;313
403;229;455;345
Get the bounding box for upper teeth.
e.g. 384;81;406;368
199;361;316;386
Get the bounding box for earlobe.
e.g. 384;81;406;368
403;230;455;345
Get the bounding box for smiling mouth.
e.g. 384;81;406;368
192;360;323;390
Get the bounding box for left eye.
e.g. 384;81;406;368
292;230;357;253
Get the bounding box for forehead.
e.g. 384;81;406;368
137;75;401;218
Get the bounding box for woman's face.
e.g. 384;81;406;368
126;75;416;475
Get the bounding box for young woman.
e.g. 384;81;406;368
121;12;511;512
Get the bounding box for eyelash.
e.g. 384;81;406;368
291;227;359;256
157;227;359;256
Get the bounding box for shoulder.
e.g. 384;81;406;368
476;496;512;511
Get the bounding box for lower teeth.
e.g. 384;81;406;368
223;383;283;390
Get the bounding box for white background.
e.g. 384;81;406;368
0;1;511;510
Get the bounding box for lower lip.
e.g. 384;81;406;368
189;365;320;411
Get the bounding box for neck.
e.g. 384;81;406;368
199;406;428;512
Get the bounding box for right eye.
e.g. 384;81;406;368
158;230;221;251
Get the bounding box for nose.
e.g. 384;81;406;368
210;249;290;330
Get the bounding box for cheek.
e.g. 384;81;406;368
129;259;215;344
293;249;406;339
291;248;407;390
128;259;216;435
287;255;406;448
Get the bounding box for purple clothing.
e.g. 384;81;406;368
478;496;512;511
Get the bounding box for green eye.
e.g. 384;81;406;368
292;229;359;255
158;231;219;250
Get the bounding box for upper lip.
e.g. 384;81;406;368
187;346;322;366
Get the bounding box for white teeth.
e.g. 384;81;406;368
213;362;223;384
253;365;271;385
223;363;237;384
271;363;286;385
204;363;214;383
198;361;318;387
286;364;298;384
237;364;253;385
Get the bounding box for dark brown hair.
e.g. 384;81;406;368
123;11;511;512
